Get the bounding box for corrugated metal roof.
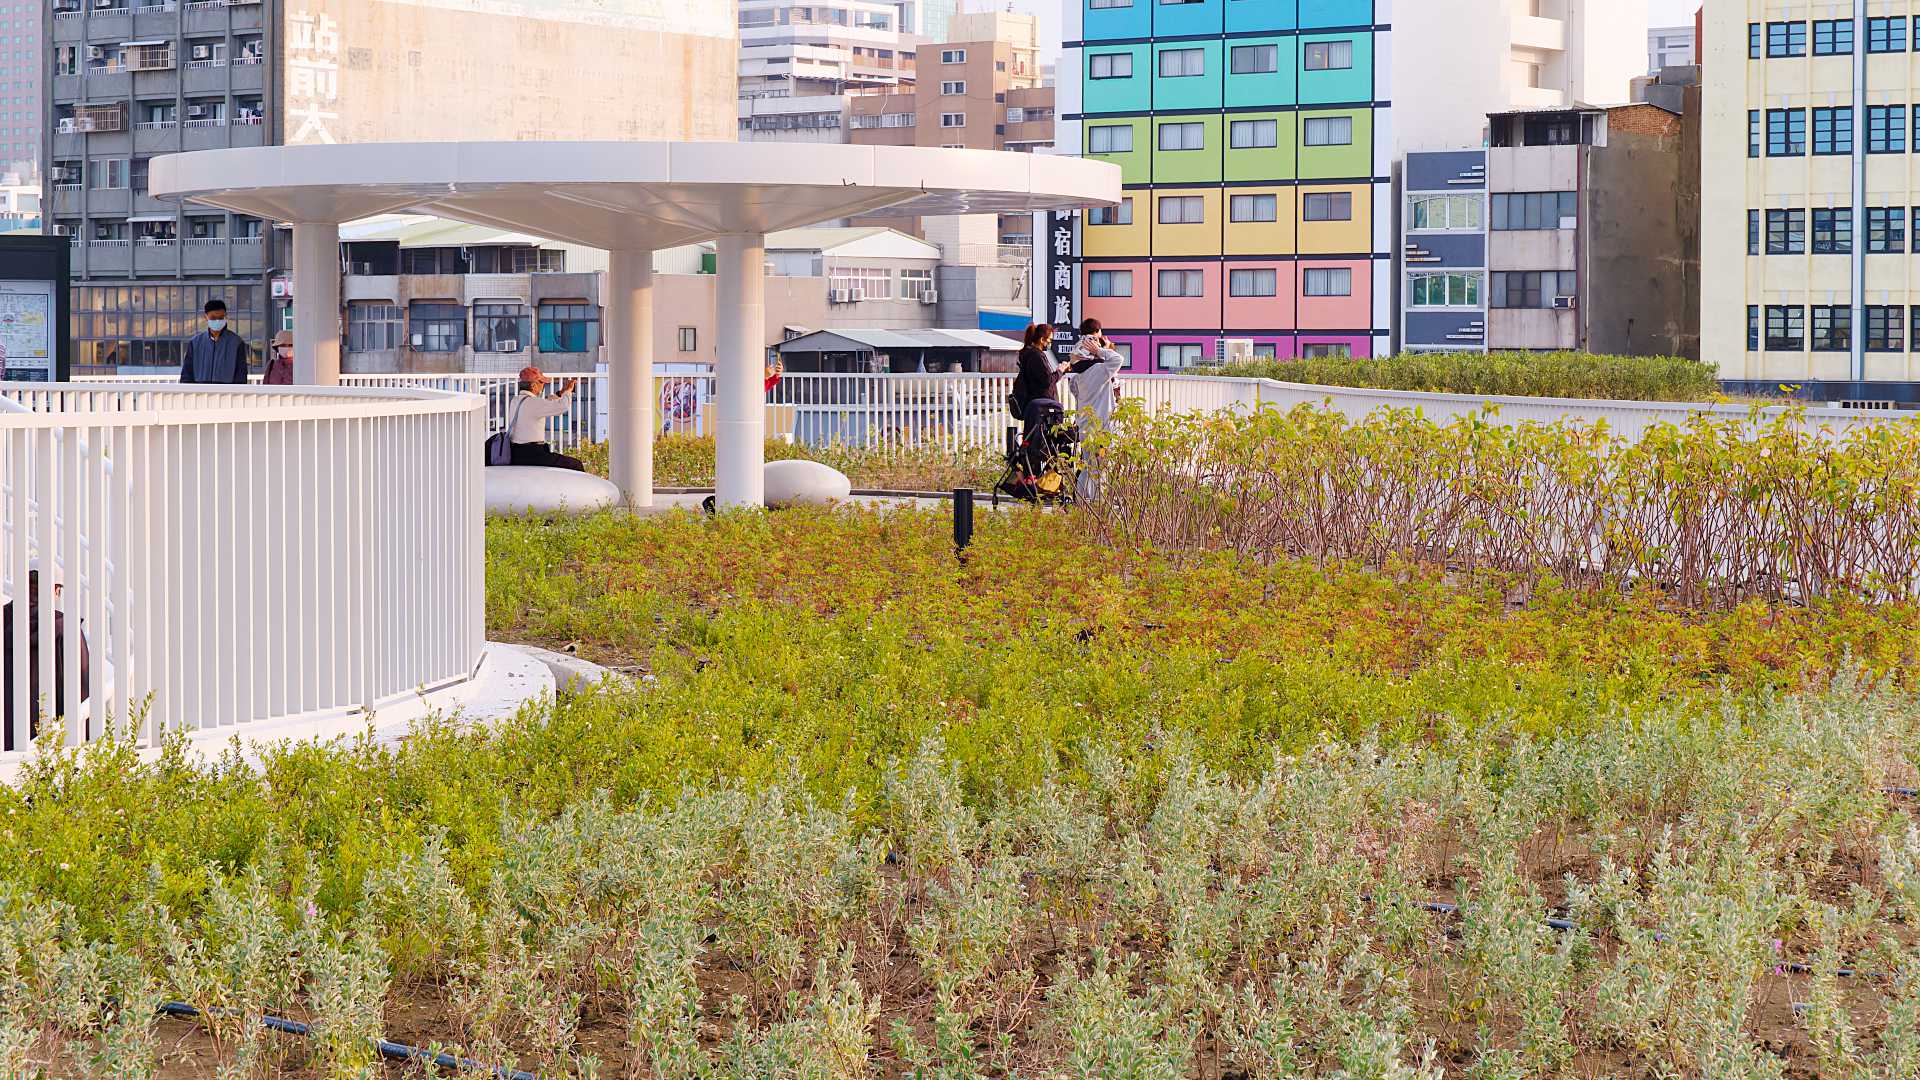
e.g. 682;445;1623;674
779;328;1022;353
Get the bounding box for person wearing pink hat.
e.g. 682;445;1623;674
263;330;294;385
506;365;586;471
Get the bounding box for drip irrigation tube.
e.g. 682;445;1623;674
157;1002;537;1080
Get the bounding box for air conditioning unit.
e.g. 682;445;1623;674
1552;295;1577;310
828;288;848;303
1221;338;1256;364
848;289;865;303
190;44;210;59
410;333;424;348
87;45;105;58
919;290;938;305
496;340;519;353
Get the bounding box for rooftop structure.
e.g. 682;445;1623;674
149;140;1120;509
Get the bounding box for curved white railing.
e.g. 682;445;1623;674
1;384;485;764
75;370;1901;457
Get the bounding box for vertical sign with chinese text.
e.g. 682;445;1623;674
286;10;341;144
1045;210;1078;357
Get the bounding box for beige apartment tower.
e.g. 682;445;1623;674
1703;1;1920;404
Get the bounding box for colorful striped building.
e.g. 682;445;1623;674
1056;0;1394;367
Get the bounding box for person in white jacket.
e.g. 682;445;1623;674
508;365;586;471
1068;318;1127;502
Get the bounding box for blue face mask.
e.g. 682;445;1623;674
206;318;226;332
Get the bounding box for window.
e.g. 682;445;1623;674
1229;269;1277;297
829;267;894;299
1812;207;1852;254
1767;108;1806;155
899;269;935;301
1748;209;1760;255
1765;305;1804;350
1159;48;1204;77
1089;125;1133;154
1867;306;1904;352
1157;343;1204;370
940;49;965;64
1302;267;1352;296
1811;306;1851;352
1303;40;1352;70
1409;194;1482;230
1230;119;1279;149
1158;196;1204;224
1490;271;1577;309
1303;116;1353;146
1767;21;1807;57
1088;198;1134;226
1303;192;1353;221
408;302;466;353
1870;207;1906;252
1766;209;1806;254
1813;19;1854;55
346;302;402;352
1812;107;1852;155
1231;194;1278;222
676;326;698;352
1302;343;1352;359
471;302;529;354
1748;306;1760;352
1089;0;1131;7
1749;22;1763;59
1408;272;1481;308
1087;270;1133;297
1157;269;1204;297
1491;192;1577;231
89;158;128;190
1158;122;1204;151
940;113;966;128
1870;105;1907;153
1870;16;1908;52
1090;53;1133;79
1230;44;1278;74
537;302;600;353
940;80;965;95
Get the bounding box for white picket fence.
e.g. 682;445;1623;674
0;383;485;763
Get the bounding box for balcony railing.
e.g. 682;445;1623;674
87;238;130;247
233;113;262;125
182;236;225;246
185;57;224;68
182;116;226;128
135;237;177;246
136;119;178;129
232;53;261;64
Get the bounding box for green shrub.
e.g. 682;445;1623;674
572;434;998;492
1207;350;1722;401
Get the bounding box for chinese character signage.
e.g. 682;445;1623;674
1045;210;1078;355
286;10;341;144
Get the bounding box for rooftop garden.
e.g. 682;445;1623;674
6;404;1920;1076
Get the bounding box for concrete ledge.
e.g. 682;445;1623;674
0;642;556;783
514;644;631;695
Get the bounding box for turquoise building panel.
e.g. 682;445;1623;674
1223;36;1298;109
1297;32;1375;105
1225;0;1297;34
1298;0;1373;30
1150;0;1223;37
1083;44;1152;114
1082;0;1149;42
1150;40;1226;111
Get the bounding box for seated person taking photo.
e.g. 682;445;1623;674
507;365;586;471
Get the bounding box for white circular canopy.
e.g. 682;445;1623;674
149;141;1122;250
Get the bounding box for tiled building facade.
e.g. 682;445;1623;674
1058;0;1392;369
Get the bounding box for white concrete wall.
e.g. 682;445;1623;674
1395;0;1651;154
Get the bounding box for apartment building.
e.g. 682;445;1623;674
1650;24;1698;72
738;0;920;143
1054;0;1650;370
1400;93;1700;358
1702;3;1920;403
43;0;733;374
2;0;40;184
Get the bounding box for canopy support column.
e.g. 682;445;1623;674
291;222;341;385
714;233;766;509
606;248;655;507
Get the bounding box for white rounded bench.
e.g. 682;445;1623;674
485;466;622;515
764;459;852;508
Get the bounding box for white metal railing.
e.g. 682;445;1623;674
183;117;227;129
70;371;1905;461
136;120;180;129
0;383;484;765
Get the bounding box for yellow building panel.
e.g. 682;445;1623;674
1297;184;1371;255
1150;188;1225;258
1222;188;1296;256
1081;194;1152;258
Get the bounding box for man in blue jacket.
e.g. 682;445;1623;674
179;298;250;383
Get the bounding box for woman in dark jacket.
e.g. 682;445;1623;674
1014;323;1061;415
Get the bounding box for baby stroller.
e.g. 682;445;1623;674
996;397;1079;505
